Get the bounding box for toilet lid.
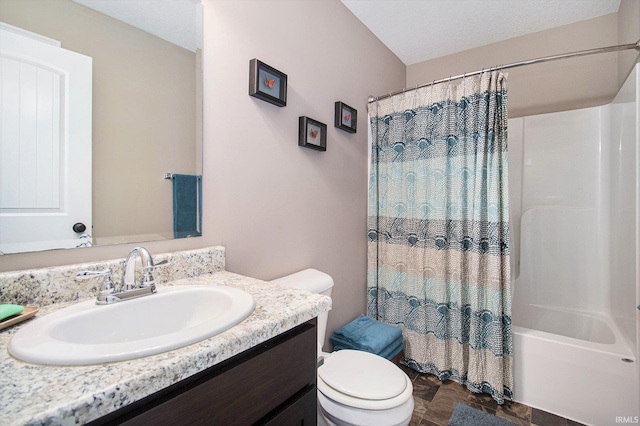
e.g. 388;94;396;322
318;350;407;400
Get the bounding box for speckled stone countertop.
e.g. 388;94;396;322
0;249;331;425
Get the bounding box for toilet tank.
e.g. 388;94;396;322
270;269;333;355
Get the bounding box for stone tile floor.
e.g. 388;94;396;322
400;365;586;426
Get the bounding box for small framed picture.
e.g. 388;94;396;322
249;59;287;107
334;101;357;133
299;116;327;151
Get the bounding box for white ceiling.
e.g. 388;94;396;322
72;0;622;60
341;0;622;65
73;0;202;52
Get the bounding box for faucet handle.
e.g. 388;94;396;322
76;268;112;281
146;258;169;272
139;259;169;291
141;259;169;276
76;269;117;304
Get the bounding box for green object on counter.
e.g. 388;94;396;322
0;304;25;322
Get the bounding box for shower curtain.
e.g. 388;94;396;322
367;71;513;403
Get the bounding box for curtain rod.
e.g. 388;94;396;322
369;40;640;103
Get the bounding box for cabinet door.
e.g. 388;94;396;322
103;320;317;426
261;385;316;426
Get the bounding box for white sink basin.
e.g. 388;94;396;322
9;285;255;365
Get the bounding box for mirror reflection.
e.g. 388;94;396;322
0;0;203;254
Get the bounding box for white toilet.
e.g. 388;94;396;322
271;269;414;426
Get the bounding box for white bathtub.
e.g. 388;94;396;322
512;303;639;426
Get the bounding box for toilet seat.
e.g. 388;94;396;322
317;350;413;410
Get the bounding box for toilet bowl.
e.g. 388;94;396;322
317;349;414;426
271;269;414;426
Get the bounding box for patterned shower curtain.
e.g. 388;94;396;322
367;71;512;403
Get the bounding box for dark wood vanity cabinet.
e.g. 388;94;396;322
91;319;317;426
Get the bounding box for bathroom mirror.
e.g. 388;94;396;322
0;0;203;254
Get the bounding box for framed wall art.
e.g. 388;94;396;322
334;101;357;133
299;116;327;151
249;58;287;107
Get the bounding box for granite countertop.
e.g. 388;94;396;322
0;271;331;425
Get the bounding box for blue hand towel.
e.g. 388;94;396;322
330;314;403;356
172;174;202;239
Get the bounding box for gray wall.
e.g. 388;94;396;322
203;0;405;340
617;0;640;87
407;3;639;118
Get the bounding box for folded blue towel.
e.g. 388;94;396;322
330;314;403;356
378;337;404;360
333;336;404;360
331;333;402;351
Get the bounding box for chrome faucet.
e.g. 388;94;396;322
122;246;155;291
77;247;168;305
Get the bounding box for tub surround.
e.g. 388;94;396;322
0;247;331;425
506;64;640;425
